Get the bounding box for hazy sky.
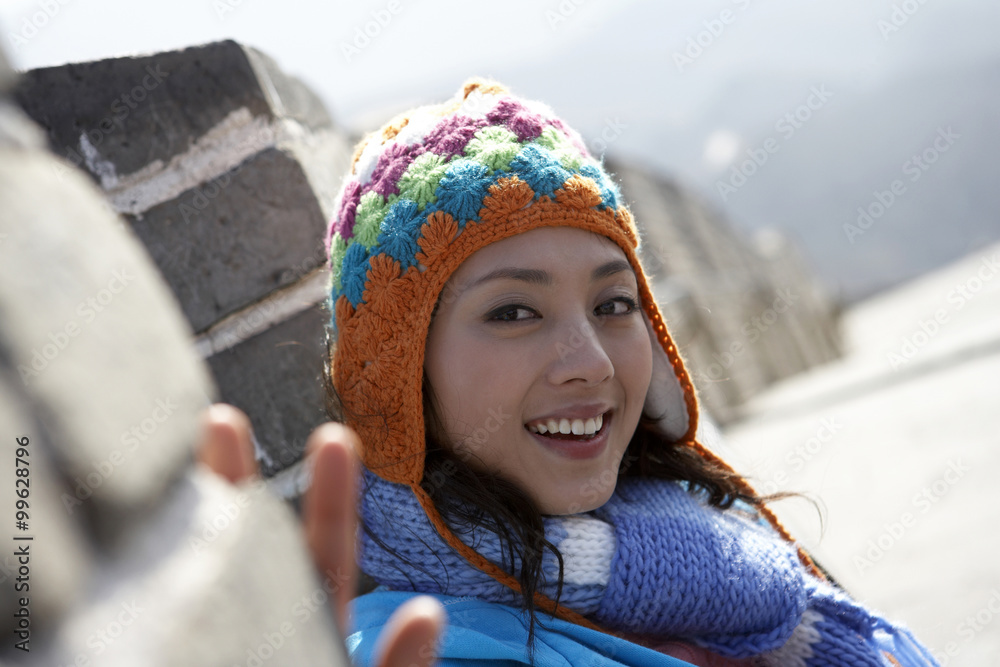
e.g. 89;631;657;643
4;0;997;298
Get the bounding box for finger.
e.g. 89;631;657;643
303;422;360;634
374;596;445;667
196;404;258;484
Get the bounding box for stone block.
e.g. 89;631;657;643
126;147;327;333
13;40;332;180
206;304;330;476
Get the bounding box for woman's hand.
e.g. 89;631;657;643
197;404;445;667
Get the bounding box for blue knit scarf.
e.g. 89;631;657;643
359;469;938;666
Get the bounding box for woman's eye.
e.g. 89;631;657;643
488;305;537;322
595;296;638;317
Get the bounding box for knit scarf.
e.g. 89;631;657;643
359;469;938;666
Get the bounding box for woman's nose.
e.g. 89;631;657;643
546;319;615;386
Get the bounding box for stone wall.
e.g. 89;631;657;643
14;40;353;489
0;44;345;665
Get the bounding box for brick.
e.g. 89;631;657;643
13;40;332;179
127;147;328;333
207;304;330;476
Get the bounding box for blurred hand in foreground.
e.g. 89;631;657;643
196;404;444;667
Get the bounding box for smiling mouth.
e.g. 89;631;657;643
525;412;609;440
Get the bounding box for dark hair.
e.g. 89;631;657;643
322;336;777;651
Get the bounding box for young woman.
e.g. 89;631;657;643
321;79;939;666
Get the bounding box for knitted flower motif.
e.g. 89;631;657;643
328;232;349;291
353;191;389;248
376;199;426;270
509;144;572;200
580;163;622;210
395;152;449;210
555;174;603;210
330;180;361;243
362;253;402;314
369;142;426;199
464;126;522;173
341;241;372;306
479;176;536;227
435;160;494;226
415;211;459;267
423;114;488;160
486;98;544;142
536;126;584;171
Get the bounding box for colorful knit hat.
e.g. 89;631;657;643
324;79;815;626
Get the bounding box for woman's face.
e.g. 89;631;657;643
424;226;653;515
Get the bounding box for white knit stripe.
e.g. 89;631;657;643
558;516;615;587
456;89;499;120
393;109;439;146
760;608;823;667
354;135;385;185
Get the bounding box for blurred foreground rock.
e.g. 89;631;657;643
0;46;343;666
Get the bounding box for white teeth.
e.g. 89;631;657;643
528;412;606;436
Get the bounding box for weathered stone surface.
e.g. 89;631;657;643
126;147;327;333
207;304;330;476
13;40;332;179
27;469;344;666
0;147;215;536
0;364;95;644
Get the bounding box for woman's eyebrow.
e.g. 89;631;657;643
468;267;551;288
468;260;634;289
592;259;633;281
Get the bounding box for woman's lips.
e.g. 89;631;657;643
525;411;612;460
